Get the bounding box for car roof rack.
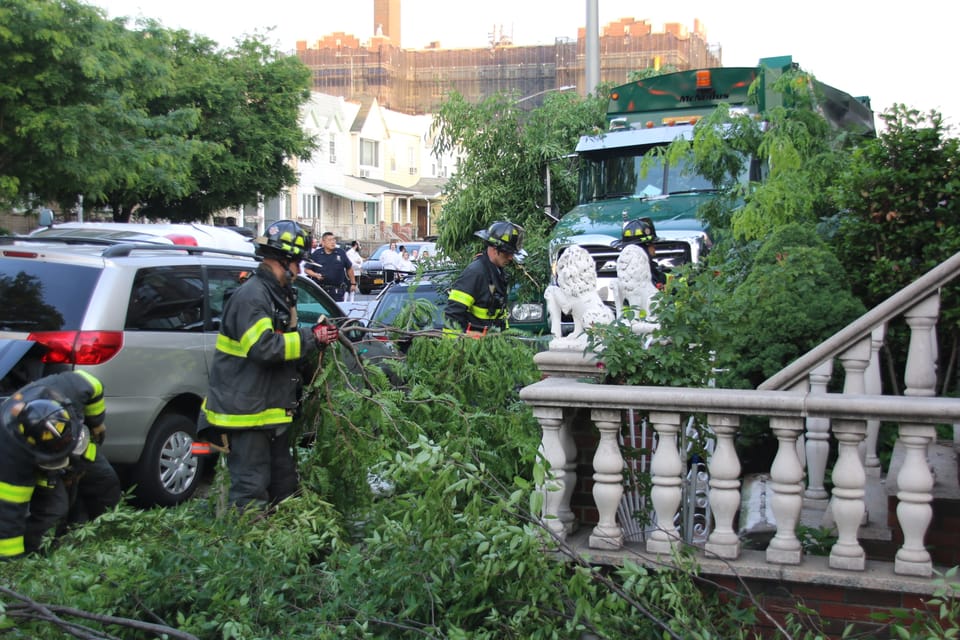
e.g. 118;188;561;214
0;235;257;259
100;243;257;259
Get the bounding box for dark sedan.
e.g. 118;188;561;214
358;241;437;294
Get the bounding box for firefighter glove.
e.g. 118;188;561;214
313;323;339;346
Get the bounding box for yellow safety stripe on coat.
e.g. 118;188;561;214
0;537;24;557
448;289;475;307
74;371;106;417
468;306;506;320
216;317;274;357
0;481;34;504
282;331;300;360
82;442;97;462
203;405;293;429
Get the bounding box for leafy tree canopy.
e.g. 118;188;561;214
0;0;315;222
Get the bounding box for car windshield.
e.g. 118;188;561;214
370;279;448;329
370;242;438;261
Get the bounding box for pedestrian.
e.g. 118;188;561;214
303;232;357;302
202;220;339;510
381;240;401;283
0;370;121;559
444;220;526;336
396;250;415;277
346;241;364;301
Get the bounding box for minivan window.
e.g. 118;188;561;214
126;266;204;332
0;259;100;331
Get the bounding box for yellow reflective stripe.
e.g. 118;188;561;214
469;307;507;320
442;327;460;339
0;481;34;503
75;370;106;417
283;331;300;360
203;406;293;429
0;537;24;557
216;317;274;357
216;333;246;357
83;442;97;462
448;289;475;307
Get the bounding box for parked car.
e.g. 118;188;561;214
29;220;255;254
366;270;549;351
0;234;394;507
358;241;438;294
366;271;453;351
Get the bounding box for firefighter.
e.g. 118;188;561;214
444;220;526;336
615;217;667;289
202;220;339;509
0;371;120;559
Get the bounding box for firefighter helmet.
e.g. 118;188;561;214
254;220;311;261
16;399;78;469
614;217;658;248
475;221;526;263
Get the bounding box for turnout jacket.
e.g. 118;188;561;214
444;252;509;333
203;264;319;431
0;371;105;559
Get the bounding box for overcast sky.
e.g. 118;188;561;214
89;0;958;130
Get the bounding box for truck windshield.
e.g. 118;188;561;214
578;152;717;204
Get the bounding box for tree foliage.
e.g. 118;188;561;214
0;0;315;221
432;89;607;295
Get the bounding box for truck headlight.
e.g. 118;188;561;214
509;302;544;323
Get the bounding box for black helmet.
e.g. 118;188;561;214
255;220;311;261
17;399;78;469
614;217;658;248
475;221;526;263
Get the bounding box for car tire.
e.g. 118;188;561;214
132;412;202;507
359;285;371;295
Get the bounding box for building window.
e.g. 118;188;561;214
365;201;377;225
360;138;379;167
329;134;336;163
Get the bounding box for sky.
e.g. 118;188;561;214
88;0;959;130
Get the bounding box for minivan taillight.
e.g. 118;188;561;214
27;331;124;365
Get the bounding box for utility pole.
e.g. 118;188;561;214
585;0;600;96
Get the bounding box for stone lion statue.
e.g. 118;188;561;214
544;245;615;349
612;244;660;336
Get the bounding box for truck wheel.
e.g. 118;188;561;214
132;413;202;507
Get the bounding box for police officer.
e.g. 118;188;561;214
444;220;526;335
615;217;667;289
303;231;356;302
0;371;120;558
203;220;339;509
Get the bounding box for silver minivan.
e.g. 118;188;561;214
0;235;391;506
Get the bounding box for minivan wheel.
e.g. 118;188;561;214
133;413;202;507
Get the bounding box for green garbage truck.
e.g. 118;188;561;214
547;54;875;304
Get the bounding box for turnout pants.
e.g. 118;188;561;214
224;428;299;509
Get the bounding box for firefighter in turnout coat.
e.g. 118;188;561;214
202;220;339;509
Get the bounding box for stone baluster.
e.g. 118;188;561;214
895;293;940;577
828;337;871;570
705;413;741;560
863;324;886;472
557;411;578;535
535;406;573;541
646;412;683;555
589;409;624;550
804;359;833;502
766;416;805;565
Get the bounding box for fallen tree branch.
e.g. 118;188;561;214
0;585;199;640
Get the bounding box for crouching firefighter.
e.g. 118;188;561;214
0;371;120;559
443;220;526;338
200;220;339;509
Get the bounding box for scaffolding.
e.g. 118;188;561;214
296;18;722;115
